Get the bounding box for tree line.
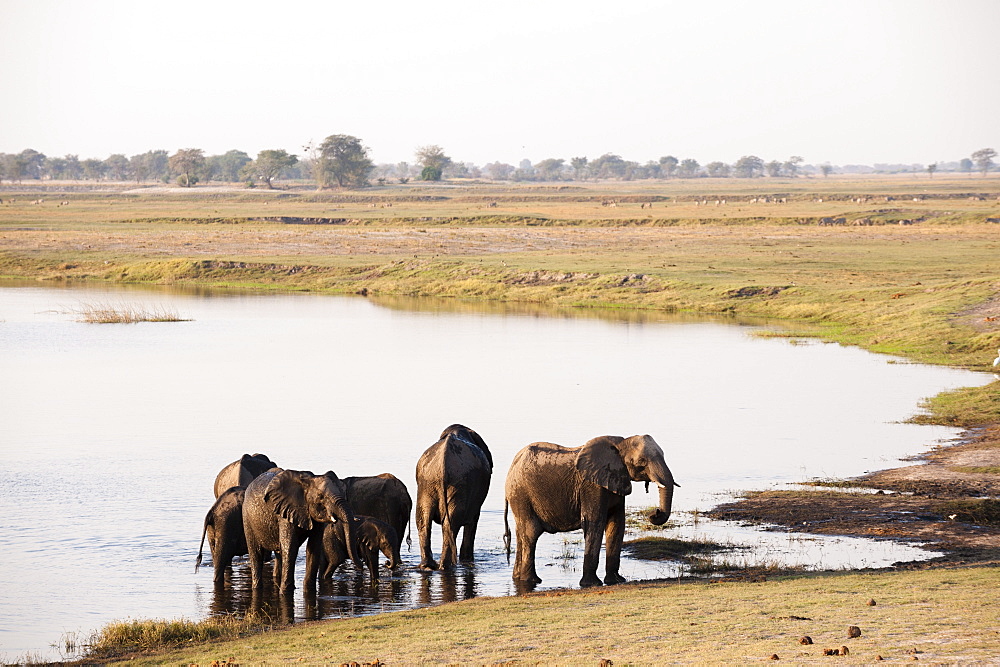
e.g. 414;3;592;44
0;139;995;188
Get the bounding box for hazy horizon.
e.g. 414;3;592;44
2;0;998;167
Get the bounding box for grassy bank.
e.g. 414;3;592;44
86;566;1000;665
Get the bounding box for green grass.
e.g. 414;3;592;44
89;566;1000;665
71;612;274;662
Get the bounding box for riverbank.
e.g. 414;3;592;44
88;566;1000;664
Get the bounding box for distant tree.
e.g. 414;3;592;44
927;163;937;178
535;158;565;181
484;162;515;180
677;158;701;178
245;149;297;188
959;158;974;174
589;153;627;179
418;165;440;181
0;153;17;182
81;158;106;181
820;163;834;177
45;156;68;180
733;155;764;178
104;154;130;181
783;156;804;178
316;134;373;188
971;148;996;176
415;145;452;181
169;148;205;187
129;150;169;183
208;150;252;182
659;155;679;179
765;160;783;178
706;161;731;178
63;154;83;180
570;156;589;180
17;149;46;180
445;161;471;178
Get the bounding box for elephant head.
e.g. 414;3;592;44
262;469;358;563
575;434;678;526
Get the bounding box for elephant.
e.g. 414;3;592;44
214;453;277;498
195;486;247;586
504;434;678;588
415;424;493;570
342;473;412;556
321;514;401;585
242;468;358;593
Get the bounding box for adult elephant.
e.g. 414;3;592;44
342;473;412;556
195;486;247;586
504;434;678;588
214;453;277;498
242;468;357;593
415;424;493;570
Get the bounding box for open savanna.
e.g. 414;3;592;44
3;174;1000;663
3;174;999;370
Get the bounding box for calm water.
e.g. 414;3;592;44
0;283;990;661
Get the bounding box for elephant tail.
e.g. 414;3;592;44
503;499;511;563
195;514;210;572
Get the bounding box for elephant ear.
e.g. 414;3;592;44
575;436;632;496
263;469;314;530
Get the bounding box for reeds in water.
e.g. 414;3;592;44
72;301;189;323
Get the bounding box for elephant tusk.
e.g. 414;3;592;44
329;514;338;523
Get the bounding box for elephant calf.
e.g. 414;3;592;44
322;515;401;586
196;486;247;586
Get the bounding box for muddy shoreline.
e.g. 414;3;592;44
708;424;1000;568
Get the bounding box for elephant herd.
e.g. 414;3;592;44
196;424;678;594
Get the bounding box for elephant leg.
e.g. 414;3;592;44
580;518;605;587
439;523;458;570
512;516;543;584
416;506;438;570
459;519;478;562
247;540;267;591
303;538;322;590
603;508;627;585
279;542;300;593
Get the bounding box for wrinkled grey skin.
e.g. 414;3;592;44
504;434;678;588
415;424;493;570
195;486;247;586
242;468;357;593
321;514;401;585
343;473;412;555
214;453;277;498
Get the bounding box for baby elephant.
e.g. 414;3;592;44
196;486;247;586
322;515;401;586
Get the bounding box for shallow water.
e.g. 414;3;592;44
0;283;990;661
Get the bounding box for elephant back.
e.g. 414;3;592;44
214;453;277;497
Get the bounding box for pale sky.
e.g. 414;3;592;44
1;0;997;167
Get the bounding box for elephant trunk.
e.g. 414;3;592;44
647;465;678;526
331;496;359;565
